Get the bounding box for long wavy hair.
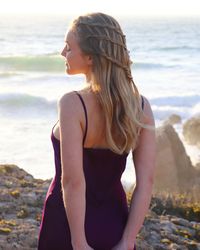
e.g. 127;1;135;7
70;13;144;154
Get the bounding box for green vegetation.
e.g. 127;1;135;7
0;227;12;234
126;190;200;222
20;179;35;187
160;238;171;244
17;208;29;219
0;219;16;227
0;164;16;174
10;190;20;198
150;192;200;222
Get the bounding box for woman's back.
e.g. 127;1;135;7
53;88;144;150
53;88;110;149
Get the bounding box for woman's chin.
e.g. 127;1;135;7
65;68;78;75
65;68;72;75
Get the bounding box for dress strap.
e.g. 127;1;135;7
74;91;88;145
141;95;144;110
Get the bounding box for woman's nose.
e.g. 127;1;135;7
61;47;66;57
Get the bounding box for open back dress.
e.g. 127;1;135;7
38;91;142;250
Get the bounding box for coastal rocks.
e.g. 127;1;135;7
183;116;200;148
163;114;182;126
154;124;195;192
0;220;39;250
1;164;200;249
0;164;51;250
137;212;200;250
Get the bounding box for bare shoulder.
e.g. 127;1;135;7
58;91;82;117
59;91;76;108
58;87;91;106
141;95;155;126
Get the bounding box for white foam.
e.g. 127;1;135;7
191;103;200;116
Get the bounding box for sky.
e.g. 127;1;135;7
0;0;200;17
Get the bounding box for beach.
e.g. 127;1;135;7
0;14;200;249
0;15;200;183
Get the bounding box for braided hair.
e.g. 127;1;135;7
70;13;143;154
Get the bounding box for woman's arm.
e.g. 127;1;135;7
114;97;156;250
59;93;93;250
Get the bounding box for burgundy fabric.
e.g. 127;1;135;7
38;91;137;250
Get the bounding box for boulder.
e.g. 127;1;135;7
154;124;195;192
0;164;50;250
183;116;200;148
163;114;182;125
137;213;200;250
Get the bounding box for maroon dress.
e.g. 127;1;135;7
38;91;138;250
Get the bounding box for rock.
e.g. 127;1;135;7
160;220;177;233
1;164;200;249
0;164;33;180
0;164;50;250
171;217;195;228
195;163;200;169
138;214;200;249
164;114;182;125
135;240;154;250
183;116;200;148
154;124;195;192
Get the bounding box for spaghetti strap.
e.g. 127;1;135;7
141;95;144;110
74;91;88;145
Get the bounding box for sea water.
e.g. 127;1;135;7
0;15;200;185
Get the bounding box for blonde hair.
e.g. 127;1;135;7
71;13;144;154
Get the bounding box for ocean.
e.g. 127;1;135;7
0;15;200;185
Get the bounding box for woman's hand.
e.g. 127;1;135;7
75;247;94;250
112;238;135;250
112;240;127;250
73;242;94;250
82;245;94;250
74;247;94;250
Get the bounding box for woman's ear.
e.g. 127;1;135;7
86;55;93;66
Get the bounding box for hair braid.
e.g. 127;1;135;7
70;13;144;154
78;21;126;36
85;35;127;50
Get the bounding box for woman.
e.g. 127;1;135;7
38;12;155;250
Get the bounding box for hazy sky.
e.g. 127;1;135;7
1;0;200;17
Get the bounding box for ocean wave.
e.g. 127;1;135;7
150;95;200;107
155;45;200;52
150;94;200;120
152;104;200;121
152;105;191;120
0;71;23;78
0;93;56;109
191;103;200;116
1;93;200;109
1;92;199;121
0;55;65;73
0;55;176;73
134;62;176;70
